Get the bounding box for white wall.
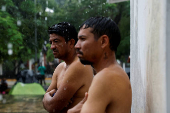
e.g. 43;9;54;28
130;0;167;112
166;0;170;112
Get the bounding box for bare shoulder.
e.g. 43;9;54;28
91;65;131;98
55;62;65;71
97;65;130;84
84;65;132;113
52;62;65;76
71;59;92;71
66;59;93;78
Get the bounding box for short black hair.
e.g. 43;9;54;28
48;22;78;44
79;16;121;51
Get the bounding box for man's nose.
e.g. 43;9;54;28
51;44;55;50
75;40;80;49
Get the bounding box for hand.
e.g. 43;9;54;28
48;89;57;96
43;89;57;111
67;92;88;113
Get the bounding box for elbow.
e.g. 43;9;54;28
42;99;61;113
48;107;62;113
44;104;57;113
42;98;53;112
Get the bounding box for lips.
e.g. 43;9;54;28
76;52;83;57
77;54;82;57
53;51;58;54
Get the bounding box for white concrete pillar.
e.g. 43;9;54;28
29;59;34;70
166;0;170;112
123;62;125;71
130;0;167;113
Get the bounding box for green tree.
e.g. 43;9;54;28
44;0;130;62
0;0;23;62
51;0;130;61
1;0;130;77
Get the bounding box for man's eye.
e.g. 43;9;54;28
81;38;85;40
49;41;52;44
54;40;58;43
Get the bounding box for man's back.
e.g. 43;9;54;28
45;57;93;112
81;63;132;113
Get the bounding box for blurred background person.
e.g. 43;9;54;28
0;77;8;94
38;64;46;85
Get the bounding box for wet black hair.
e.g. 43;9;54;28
48;22;78;44
79;16;121;51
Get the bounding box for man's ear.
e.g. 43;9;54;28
100;35;109;49
68;39;75;48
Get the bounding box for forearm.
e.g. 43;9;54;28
43;99;62;113
43;94;71;113
43;98;54;112
43;89;65;113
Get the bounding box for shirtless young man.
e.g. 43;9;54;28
42;22;93;113
68;17;132;113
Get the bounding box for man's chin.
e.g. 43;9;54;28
79;59;92;65
53;55;57;58
53;55;60;59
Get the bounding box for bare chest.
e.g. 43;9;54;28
56;67;85;99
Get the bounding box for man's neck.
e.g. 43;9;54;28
93;51;117;73
63;50;77;66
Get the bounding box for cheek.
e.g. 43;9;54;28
56;43;66;51
82;44;93;55
81;43;89;52
58;43;64;47
87;43;99;56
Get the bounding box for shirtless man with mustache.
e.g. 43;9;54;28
43;22;93;113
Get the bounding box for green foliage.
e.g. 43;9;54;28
1;0;130;69
46;44;54;62
116;1;130;61
52;0;130;61
0;11;23;62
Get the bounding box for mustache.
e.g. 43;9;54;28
52;49;59;52
76;49;83;55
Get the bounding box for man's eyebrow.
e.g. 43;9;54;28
78;35;86;38
49;38;60;41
